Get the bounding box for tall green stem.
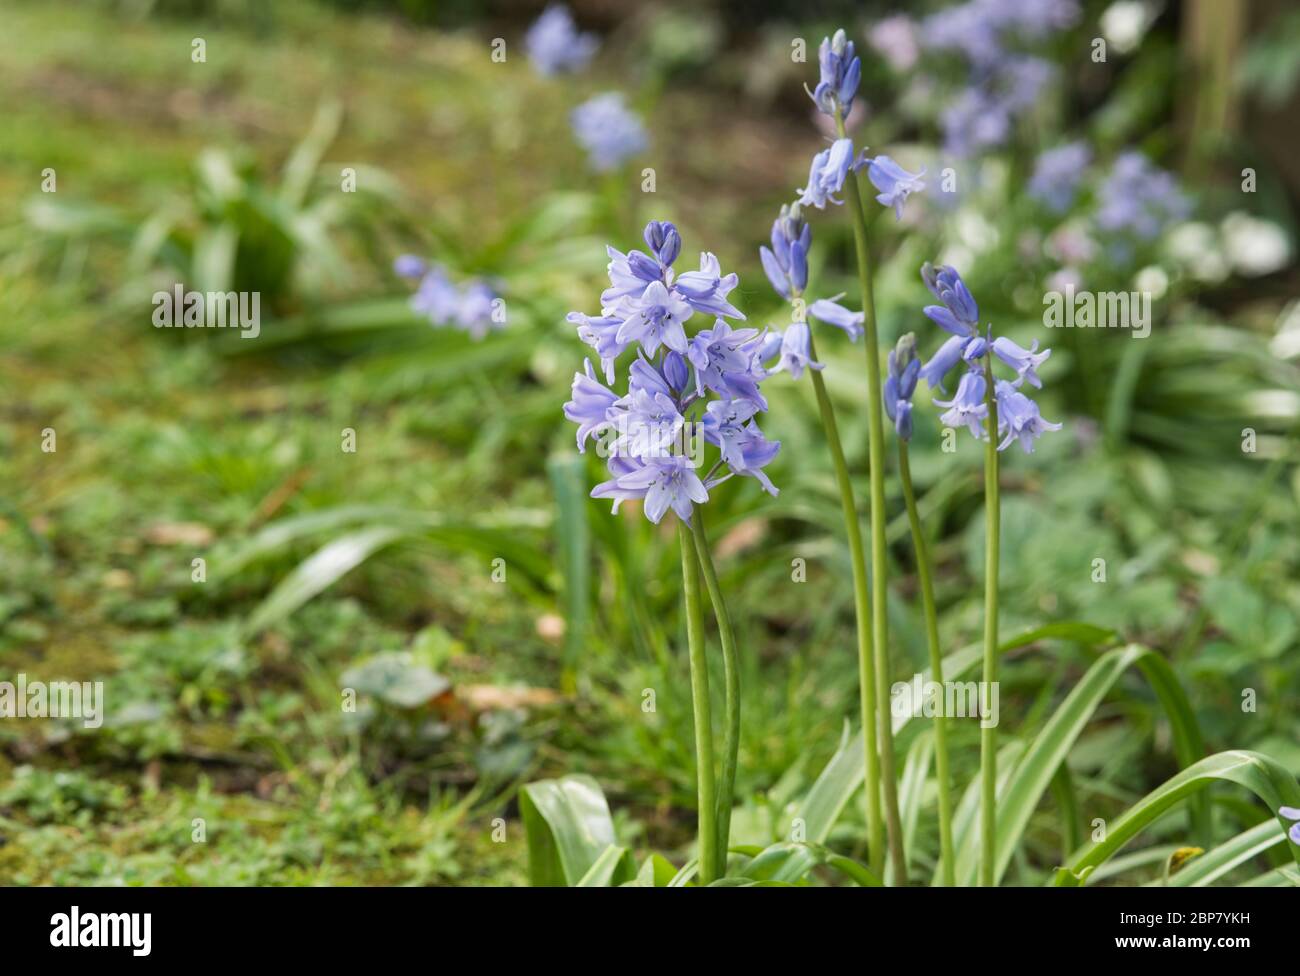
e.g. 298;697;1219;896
837;112;908;884
979;359;1001;887
678;515;718;884
897;441;955;887
690;509;739;875
805;328;883;875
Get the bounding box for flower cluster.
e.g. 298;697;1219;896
525;4;599;77
920;262;1062;452
570;93;648;172
565;221;781;522
1095;150;1191;241
395;256;503;339
910;0;1078;158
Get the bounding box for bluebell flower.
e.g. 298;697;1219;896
525;5;599;77
726;422;781;496
994;381;1062;453
571;93;648;171
566;311;628;384
991;336;1050;388
564;359;619;451
643;220;681;267
610;387;686;459
701;398;760;469
808;297;864;342
867;156;927;221
591;454;711;524
775;322;823;380
919;334;968;393
687;320;761;397
614;280;694;356
919;260;1062;452
922;262;980;337
809;29;861;117
884;334;921;440
798;138;866;209
759;203;810;299
1280;807;1300;845
933;369;989;439
602;243;667;307
674;252;744;319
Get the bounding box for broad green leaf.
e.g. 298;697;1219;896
633;853;679;887
521;774;620;887
1053;751;1300;887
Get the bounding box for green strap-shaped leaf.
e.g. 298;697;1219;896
1053;750;1300;887
958;643;1207;886
795;622;1115;845
520;775;621;887
575;844;637;887
1162;819;1284;887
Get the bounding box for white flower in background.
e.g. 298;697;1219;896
1167;222;1229;283
1221;212;1291;277
1100;1;1151;55
1269;301;1300;360
1134;265;1168;301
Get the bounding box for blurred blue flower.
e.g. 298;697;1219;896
397;257;502;339
1095;151;1191;240
571;93;647;171
525;5;598;77
1028;142;1091;213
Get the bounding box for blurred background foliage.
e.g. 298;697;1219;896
1;0;1298;885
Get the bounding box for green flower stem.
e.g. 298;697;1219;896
678;514;718;884
897;440;956;887
690;508;739;875
979;357;1001;887
805;327;883;876
836;112;908;885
